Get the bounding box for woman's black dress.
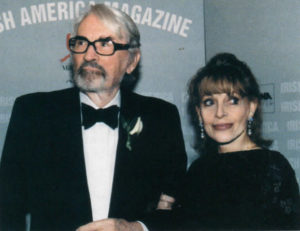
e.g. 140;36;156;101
174;149;300;230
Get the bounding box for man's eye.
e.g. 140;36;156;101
76;40;86;46
100;40;112;47
101;41;108;47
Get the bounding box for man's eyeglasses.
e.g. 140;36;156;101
68;36;134;56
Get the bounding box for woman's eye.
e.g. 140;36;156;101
229;96;240;105
202;98;214;106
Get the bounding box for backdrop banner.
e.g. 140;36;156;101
0;0;205;164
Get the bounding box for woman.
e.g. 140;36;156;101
159;53;300;230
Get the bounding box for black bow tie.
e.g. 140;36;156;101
81;103;119;129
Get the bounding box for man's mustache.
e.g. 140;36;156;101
77;61;106;77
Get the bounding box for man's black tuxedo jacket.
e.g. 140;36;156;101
0;88;187;231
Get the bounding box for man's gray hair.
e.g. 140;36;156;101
73;4;140;56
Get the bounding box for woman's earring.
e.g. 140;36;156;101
247;117;254;136
199;121;205;139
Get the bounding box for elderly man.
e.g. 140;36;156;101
0;4;186;231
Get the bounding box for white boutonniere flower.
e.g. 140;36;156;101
129;116;143;135
121;116;143;151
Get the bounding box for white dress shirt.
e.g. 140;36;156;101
80;91;120;221
80;91;149;231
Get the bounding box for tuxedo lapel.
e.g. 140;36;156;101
48;88;92;224
108;90;141;218
54;88;83;159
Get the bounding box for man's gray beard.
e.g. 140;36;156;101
73;61;106;93
73;71;105;93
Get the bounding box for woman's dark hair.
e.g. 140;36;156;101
188;53;272;154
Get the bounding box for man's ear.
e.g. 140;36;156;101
126;51;141;74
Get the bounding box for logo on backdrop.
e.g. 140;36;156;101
0;1;193;37
260;83;275;113
61;33;71;63
280;81;300;113
61;33;72;72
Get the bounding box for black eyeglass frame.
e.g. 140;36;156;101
68;35;132;56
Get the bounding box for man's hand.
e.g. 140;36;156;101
157;194;175;210
76;218;143;231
